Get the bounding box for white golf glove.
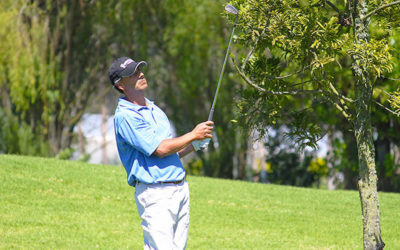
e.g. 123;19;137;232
192;138;211;151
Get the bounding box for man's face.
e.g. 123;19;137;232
118;70;147;91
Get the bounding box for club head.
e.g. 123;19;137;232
225;4;238;15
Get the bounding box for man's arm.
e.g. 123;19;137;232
153;121;213;158
178;144;195;158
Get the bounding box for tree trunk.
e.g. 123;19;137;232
354;97;385;250
352;1;384;249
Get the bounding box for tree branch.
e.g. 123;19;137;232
319;70;353;120
274;65;312;79
373;88;400;116
234;58;324;95
362;0;400;20
326;81;354;103
240;20;313;79
374;100;400;116
233;58;353;121
242;21;269;70
381;76;400;81
69;85;112;126
234;57;355;104
376;87;397;99
325;0;341;14
325;95;352;121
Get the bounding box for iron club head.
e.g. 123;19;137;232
225;4;238;15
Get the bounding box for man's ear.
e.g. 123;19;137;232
115;83;124;92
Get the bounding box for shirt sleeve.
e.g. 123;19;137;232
117;116;163;157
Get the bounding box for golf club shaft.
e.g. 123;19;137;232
208;18;237;121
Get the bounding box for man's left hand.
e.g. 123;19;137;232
192;138;211;151
199;138;211;150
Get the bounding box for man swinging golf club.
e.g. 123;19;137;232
110;4;238;249
109;56;213;249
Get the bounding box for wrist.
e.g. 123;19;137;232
188;131;197;142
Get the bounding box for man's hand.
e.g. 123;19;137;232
191;121;213;151
191;121;214;140
199;138;211;149
192;138;211;151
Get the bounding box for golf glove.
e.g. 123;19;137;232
192;138;211;151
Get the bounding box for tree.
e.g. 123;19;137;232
1;0;248;179
98;0;248;178
229;0;400;248
0;0;113;156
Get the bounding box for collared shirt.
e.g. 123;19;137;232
114;97;185;187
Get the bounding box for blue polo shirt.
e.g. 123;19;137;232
114;97;185;187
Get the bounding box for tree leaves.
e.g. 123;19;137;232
230;0;399;150
348;39;393;78
388;90;400;116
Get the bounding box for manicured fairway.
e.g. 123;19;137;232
0;154;399;249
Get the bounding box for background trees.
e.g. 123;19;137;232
1;1;399;193
0;0;249;178
0;0;112;155
229;0;400;248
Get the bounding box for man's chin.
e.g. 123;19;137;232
136;80;147;89
141;82;148;89
141;80;148;88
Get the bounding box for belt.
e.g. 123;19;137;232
159;178;185;185
136;177;185;186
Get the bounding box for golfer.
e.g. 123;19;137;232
108;56;213;250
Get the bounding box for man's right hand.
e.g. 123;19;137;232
156;121;214;158
191;121;213;151
191;121;214;140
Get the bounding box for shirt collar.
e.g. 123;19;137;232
118;97;154;111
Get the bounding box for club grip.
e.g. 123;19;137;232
208;108;214;121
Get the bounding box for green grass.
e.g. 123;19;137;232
0;154;399;249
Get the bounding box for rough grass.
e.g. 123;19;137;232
0;154;399;249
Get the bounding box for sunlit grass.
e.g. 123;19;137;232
0;154;399;249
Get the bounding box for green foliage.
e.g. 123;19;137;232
368;0;400;27
285;109;324;150
0;0;103;155
348;39;393;77
0;0;246;179
378;153;400;191
388;89;400;115
229;0;355;149
229;0;400;152
332;137;359;184
268;151;314;186
0;109;49;156
185;157;204;176
0;1;53;154
307;157;328;176
228;0;400;196
55;148;76;160
263;128;324;187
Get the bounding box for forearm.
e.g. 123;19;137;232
178;144;195;158
154;120;214;158
154;132;195;158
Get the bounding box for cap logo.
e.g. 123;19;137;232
120;59;134;69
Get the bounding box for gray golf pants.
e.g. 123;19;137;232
135;180;190;250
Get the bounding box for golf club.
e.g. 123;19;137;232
208;4;239;121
